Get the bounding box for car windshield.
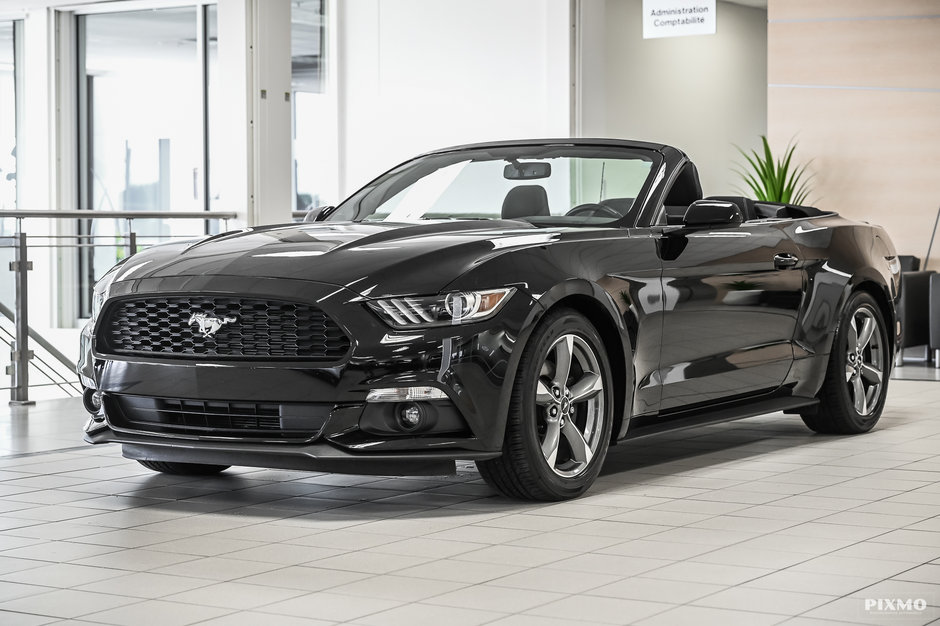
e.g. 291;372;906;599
327;145;659;226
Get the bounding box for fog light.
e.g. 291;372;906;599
82;387;103;415
397;403;423;431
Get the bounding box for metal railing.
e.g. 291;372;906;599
0;210;238;405
0;300;81;398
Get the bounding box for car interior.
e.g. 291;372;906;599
501;185;551;219
500;156;829;227
654;161;828;225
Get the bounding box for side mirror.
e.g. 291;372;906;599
682;200;743;227
303;205;335;223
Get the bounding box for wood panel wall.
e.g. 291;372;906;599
768;0;940;268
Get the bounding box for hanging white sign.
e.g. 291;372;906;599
643;0;716;39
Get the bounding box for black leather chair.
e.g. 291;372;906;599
502;185;550;219
899;271;933;350
900;255;921;272
898;268;940;367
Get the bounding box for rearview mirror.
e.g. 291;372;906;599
504;161;551;180
682;200;743;227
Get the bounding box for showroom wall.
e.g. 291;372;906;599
578;0;768;196
767;0;940;268
334;0;571;197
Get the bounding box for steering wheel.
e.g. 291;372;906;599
565;203;623;219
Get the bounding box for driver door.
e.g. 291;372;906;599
655;218;804;412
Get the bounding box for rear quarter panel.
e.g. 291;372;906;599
783;215;900;397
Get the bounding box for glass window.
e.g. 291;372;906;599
80;8;201;215
206;4;220;216
77;6;214;316
292;0;336;211
329;146;656;226
0;21;17;210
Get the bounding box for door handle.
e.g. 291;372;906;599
774;253;799;270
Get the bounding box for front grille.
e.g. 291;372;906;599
105;394;331;441
99;296;350;360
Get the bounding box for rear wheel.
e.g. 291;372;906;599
802;291;889;434
477;309;614;501
137;460;230;475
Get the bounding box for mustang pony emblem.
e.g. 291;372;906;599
188;312;237;338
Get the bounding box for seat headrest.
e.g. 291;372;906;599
502;185;550;219
664;162;703;207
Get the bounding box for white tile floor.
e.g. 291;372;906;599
0;381;938;625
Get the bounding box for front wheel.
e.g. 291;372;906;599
477;309;614;501
802;291;890;434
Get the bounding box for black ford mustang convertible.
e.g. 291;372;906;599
80;139;901;500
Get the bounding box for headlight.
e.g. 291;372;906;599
91;291;105;321
90;266;121;323
367;287;515;329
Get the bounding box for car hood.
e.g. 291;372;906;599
111;219;555;297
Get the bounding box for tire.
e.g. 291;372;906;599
802;291;890;434
137;460;230;475
477;308;614;501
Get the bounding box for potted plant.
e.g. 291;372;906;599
736;136;813;205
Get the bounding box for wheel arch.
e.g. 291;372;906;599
800;278;894;435
850;275;898;357
495;280;634;446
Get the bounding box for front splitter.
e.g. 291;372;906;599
85;427;500;477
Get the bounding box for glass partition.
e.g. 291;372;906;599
0;21;17;212
77;6;213;316
292;0;336;211
80;7;201;215
206;4;220;217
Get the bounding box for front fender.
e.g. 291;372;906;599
531;280;635;439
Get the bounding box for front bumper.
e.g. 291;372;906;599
85;426;500;475
82;274;537;473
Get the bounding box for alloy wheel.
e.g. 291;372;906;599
844;306;884;416
535;333;606;478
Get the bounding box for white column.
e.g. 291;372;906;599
18;8;52;213
573;0;607;137
217;0;251;227
251;0;292;225
217;0;292;227
19;8;57;329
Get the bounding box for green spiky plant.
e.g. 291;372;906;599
736;136;813;205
